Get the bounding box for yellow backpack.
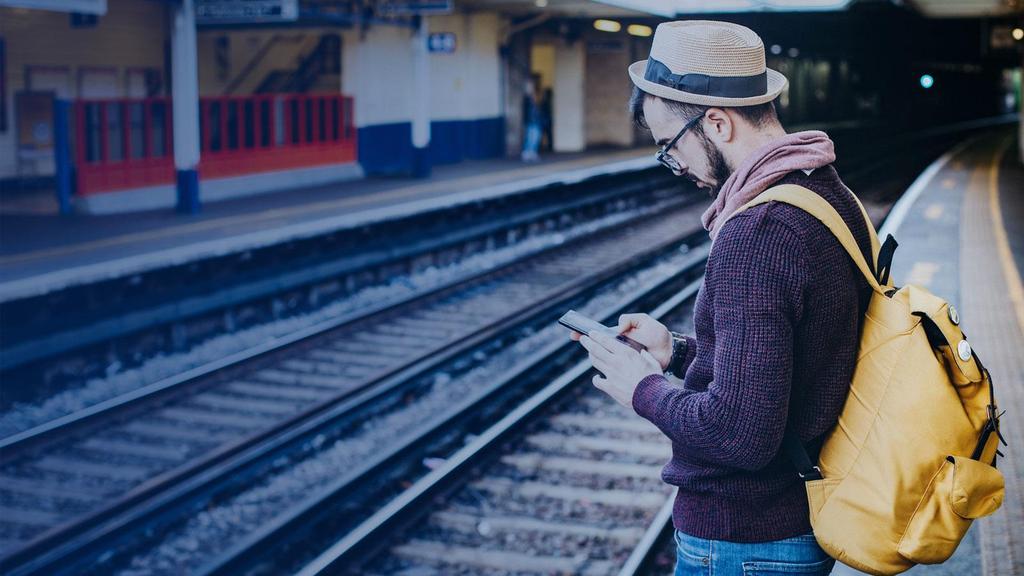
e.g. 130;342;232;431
732;184;1007;576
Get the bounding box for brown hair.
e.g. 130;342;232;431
629;85;779;136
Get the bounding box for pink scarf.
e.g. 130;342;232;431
701;130;836;239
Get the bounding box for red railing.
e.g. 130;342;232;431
73;93;356;196
74;97;175;195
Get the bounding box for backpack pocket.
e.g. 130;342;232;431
897;455;1004;564
804;477;840;525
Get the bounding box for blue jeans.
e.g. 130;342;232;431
522;123;541;154
674;529;836;575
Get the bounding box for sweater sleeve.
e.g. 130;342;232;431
632;211;810;471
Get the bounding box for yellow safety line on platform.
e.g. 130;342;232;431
0;150;647;268
988;136;1024;339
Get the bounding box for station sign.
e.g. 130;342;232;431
379;0;452;15
0;0;106;14
428;33;456;54
195;0;299;24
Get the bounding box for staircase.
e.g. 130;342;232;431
224;33;341;96
225;34;309;95
256;34;341;94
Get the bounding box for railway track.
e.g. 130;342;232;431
100;231;708;576
292;268;701;576
0;190;707;575
1;164;676;404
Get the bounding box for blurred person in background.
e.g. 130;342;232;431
521;77;543;162
540;87;554;152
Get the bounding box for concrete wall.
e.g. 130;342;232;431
0;0;168;179
584;32;632;148
429;12;502;122
553;39;584;152
427;12;503;165
502;31;530;157
343;12;505;175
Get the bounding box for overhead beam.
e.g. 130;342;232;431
0;0;106;14
907;0;1021;18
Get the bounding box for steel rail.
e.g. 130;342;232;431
196;246;710;576
294;266;704;575
2;203;707;575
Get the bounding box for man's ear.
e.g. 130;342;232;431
703;107;734;143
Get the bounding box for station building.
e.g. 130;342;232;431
0;0;1020;215
0;0;652;214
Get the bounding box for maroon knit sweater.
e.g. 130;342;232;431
632;166;874;542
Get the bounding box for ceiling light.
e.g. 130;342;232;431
594;19;622;33
787;47;800;58
627;24;653;37
588;0;851;15
535;0;548;6
1013;28;1023;41
770;44;782;55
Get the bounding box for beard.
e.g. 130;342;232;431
700;134;733;199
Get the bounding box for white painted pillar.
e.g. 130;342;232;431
411;16;431;177
171;0;201;213
553;41;585;153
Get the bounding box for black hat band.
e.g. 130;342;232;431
644;56;768;98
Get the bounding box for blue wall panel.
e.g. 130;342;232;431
358;117;504;175
463;117;504;160
429;120;465;166
357;122;414;176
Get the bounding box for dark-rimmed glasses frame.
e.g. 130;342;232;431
655;114;703;172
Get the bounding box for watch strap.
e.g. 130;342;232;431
667;331;690;379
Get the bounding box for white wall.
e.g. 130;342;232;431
341;12;502;130
0;0;168;179
340;24;415;128
428;12;502;122
585;32;632;147
553;40;585;152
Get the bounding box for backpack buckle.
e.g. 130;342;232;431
989;405;1008;447
799;466;823;481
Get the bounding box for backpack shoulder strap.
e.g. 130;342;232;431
726;184;888;296
848;188;882;270
732;184;889;480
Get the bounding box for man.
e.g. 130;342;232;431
571;20;875;575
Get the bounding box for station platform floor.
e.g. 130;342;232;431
834;129;1024;574
0;147;654;301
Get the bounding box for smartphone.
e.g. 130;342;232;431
558;309;647;353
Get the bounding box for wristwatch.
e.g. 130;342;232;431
667;331;690;379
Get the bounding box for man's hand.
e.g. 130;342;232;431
615;313;673;371
567;313;672;370
578;329;663;410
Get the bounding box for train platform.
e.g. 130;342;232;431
834;128;1024;575
0;147;653;302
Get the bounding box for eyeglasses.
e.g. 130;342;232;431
655;114;704;173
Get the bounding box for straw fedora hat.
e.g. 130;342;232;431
628;20;787;107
